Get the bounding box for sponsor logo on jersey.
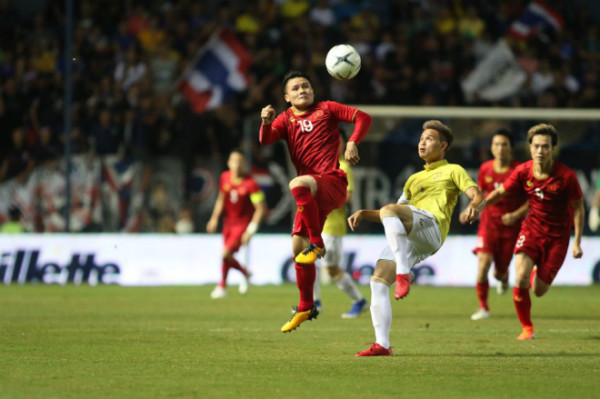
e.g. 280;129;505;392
485;176;493;183
526;181;533;187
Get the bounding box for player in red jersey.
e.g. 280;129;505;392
483;124;584;340
260;71;372;332
464;129;528;321
207;149;267;299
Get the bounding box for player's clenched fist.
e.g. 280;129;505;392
261;105;275;125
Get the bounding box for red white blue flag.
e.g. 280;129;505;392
179;29;251;113
507;0;564;40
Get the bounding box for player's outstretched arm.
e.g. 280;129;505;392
207;192;225;233
344;109;372;165
347;209;381;231
571;199;584;258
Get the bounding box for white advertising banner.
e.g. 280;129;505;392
1;234;598;286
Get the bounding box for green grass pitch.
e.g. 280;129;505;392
1;284;599;399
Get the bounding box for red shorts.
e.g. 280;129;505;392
514;226;570;284
473;225;520;274
292;170;347;237
223;222;248;253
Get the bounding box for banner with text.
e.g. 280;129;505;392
1;235;598;286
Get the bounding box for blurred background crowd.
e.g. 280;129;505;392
0;0;599;234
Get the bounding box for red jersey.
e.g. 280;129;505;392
261;101;362;175
478;160;526;232
219;171;262;225
502;160;582;239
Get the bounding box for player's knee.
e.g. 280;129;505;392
533;286;548;297
327;266;343;279
379;204;398;220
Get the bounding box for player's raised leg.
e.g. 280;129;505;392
379;204;414;300
290;177;325;264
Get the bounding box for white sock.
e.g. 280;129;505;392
381;216;410;274
336;272;363;302
313;267;321;301
370;280;392;349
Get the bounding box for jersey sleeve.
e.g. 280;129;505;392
452;165;478;193
565;170;583;203
502;167;522;193
248;179;266;204
326;101;358;123
259;113;287;145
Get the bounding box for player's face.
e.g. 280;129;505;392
227;152;246;175
418;129;446;161
284;77;314;110
491;135;511;161
529;134;553;165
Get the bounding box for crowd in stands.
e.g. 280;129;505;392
0;0;598;232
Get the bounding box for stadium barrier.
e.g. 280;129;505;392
1;234;598;286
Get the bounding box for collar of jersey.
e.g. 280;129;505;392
423;159;448;170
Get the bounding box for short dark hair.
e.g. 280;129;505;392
423;120;453;150
493;128;514;147
527;123;558;146
283;71;311;92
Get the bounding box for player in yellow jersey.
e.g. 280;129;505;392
313;131;367;318
348;120;484;357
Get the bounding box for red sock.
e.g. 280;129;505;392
513;287;533;328
220;260;230;287
227;257;249;277
291;186;324;248
476;282;489;311
295;263;316;311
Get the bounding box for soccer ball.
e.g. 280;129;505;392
325;44;361;80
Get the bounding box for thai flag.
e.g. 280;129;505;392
507;0;564;39
179;29;251;113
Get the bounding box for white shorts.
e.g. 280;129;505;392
378;206;442;268
321;233;342;267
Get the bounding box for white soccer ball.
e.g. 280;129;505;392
325;44;361;80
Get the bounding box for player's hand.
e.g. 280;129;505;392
261;105;275;125
206;218;218;233
460;206;479;224
241;231;252;245
347;210;363;231
572;243;583;259
501;212;519;226
345;141;360;165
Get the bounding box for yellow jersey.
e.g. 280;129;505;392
322;159;354;236
403;159;477;242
